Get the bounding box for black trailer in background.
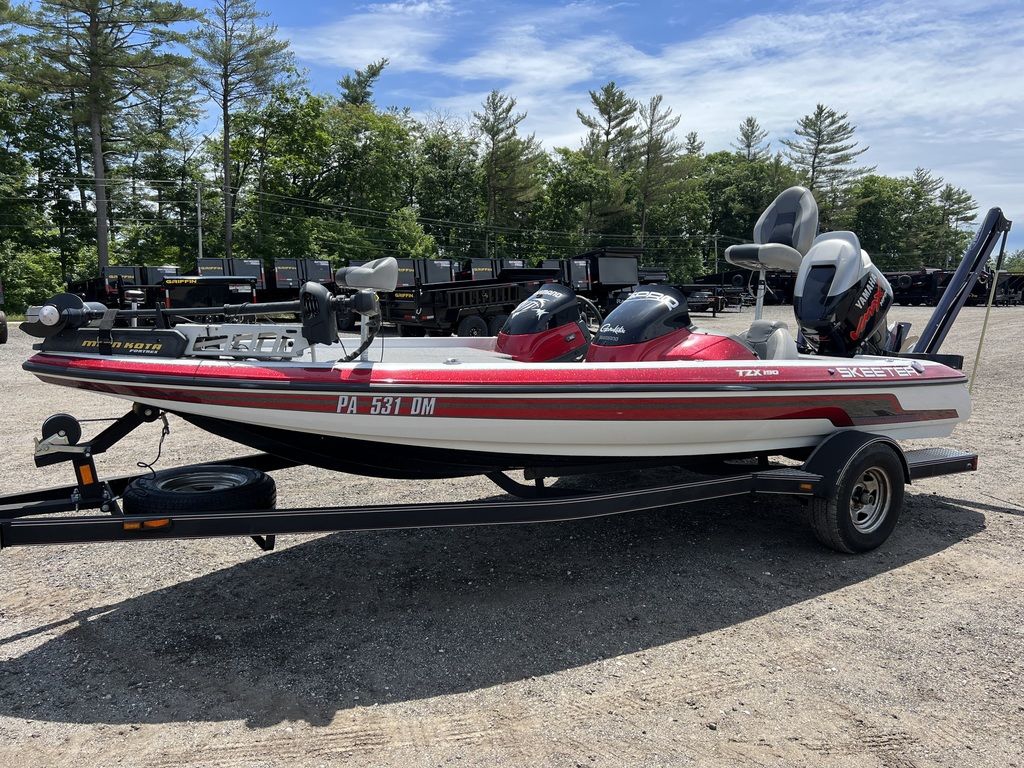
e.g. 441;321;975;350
382;268;560;337
0;276;7;344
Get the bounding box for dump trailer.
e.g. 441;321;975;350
382;268;561;337
562;248;642;315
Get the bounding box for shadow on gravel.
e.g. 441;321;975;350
0;484;984;728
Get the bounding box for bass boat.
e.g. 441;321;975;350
20;189;996;480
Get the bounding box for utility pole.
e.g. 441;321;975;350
196;185;204;260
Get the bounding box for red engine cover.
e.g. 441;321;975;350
586;327;757;363
496;321;589;362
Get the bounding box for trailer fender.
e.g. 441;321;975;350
802;431;910;498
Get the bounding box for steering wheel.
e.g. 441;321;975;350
577;296;603;333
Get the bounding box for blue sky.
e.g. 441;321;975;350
248;0;1023;250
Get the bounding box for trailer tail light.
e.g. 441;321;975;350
164;291;171;309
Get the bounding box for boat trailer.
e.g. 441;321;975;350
0;404;978;554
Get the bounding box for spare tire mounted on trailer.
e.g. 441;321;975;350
123;465;276;515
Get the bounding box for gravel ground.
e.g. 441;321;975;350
0;305;1022;768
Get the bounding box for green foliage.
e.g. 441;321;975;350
19;0;197;268
339;58;388;106
0;8;994;287
577;81;638;168
388;206;437;259
0;242;66;312
190;0;291;258
473;90;544;229
842;171;976;269
1003;249;1024;273
635;94;682;245
732;116;770;161
781;104;874;227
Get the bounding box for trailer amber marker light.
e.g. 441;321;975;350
122;519;170;531
799;482;814;491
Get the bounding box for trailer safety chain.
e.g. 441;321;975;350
135;414;170;478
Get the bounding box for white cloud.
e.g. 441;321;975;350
281;1;454;72
287;0;1024;242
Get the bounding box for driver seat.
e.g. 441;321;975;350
739;319;799;359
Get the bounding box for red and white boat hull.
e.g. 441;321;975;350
25;347;970;477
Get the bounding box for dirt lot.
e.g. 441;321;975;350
0;305;1022;768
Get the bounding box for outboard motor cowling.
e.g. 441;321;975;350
496;284;590;362
793;232;894;356
586;286;755;362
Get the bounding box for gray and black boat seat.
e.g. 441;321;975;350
737;319;799;359
723;186;819;272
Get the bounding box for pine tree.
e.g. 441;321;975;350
191;0;290;259
636;94;681;245
781;104;873;192
20;0;195;269
937;183;976;229
576;81;637;168
472;90;543;230
339;58;388;106
732;116;769;161
684;131;704;156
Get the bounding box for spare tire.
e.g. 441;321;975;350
123;465;276;515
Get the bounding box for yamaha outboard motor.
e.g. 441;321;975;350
587;286;756;362
496;283;591;362
793;232;894;356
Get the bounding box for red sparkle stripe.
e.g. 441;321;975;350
28;352;966;388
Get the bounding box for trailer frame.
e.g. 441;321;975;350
0;406;978;553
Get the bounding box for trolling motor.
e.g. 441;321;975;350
22;257;399;363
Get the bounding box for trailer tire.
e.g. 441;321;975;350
488;314;509;336
456;314;488;337
0;311;7;344
123;465;276;515
809;446;904;553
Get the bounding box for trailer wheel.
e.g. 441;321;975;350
457;314;488;337
809;446;904;553
0;311;7;344
123;465;276;515
488;314;509;336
